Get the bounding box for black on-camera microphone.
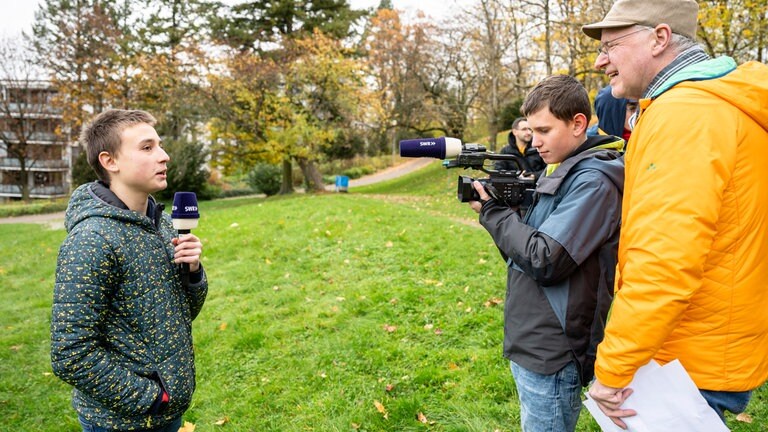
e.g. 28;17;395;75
171;192;199;287
399;136;463;159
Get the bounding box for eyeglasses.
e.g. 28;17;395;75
597;28;649;57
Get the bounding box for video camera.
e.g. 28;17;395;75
399;137;535;209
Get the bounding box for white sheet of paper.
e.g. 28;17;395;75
584;359;729;432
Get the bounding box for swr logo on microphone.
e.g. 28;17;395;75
419;141;437;146
173;205;198;212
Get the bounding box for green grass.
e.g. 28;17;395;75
1;163;766;431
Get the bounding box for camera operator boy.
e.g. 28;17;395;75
469;75;624;432
51;109;207;431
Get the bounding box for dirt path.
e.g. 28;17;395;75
324;158;433;190
0;158;435;227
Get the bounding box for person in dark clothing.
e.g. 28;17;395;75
469;75;624;432
587;85;637;143
51;109;208;431
495;117;546;178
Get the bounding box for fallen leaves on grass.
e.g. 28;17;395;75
484;297;503;307
178;421;196;432
214;416;230;426
374;400;389;419
417;412;435;425
736;412;753;423
218;322;227;331
382;324;397;333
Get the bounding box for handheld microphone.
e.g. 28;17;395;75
171;192;199;286
399;137;463;159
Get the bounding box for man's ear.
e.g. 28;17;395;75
98;151;119;174
572;113;588;135
652;24;673;56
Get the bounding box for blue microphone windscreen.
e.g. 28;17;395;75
171;192;199;219
399;137;462;159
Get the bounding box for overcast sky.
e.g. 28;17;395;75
0;0;469;38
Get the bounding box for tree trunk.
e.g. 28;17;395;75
19;169;32;203
296;158;326;193
279;158;294;195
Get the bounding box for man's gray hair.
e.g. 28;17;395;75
669;33;700;53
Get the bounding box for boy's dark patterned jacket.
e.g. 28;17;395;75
51;182;207;429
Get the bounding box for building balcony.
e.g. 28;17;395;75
0;183;68;198
0;158;70;170
3;103;62;117
0;131;66;143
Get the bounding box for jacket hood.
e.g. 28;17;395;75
594;86;629;138
65;182;162;233
537;135;625;196
574;135;625;193
652;57;768;133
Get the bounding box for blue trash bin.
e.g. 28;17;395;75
335;175;349;193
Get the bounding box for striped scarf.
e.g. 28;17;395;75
628;46;711;130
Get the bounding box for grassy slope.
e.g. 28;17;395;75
0;162;765;431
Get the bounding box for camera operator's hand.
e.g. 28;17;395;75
520;171;535;180
469;181;491;213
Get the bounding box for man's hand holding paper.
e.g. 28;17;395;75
588;381;636;429
584;360;729;432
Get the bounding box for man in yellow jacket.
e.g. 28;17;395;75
582;0;768;428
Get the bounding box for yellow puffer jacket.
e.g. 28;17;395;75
595;59;768;391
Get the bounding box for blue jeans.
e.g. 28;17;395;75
510;361;582;432
79;416;182;432
700;389;752;422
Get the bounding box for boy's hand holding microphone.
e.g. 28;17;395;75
171;192;203;277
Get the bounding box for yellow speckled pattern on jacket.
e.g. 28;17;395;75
51;182;208;429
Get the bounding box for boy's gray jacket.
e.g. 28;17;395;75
51;182;207;429
479;135;624;385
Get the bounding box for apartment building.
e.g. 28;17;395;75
0;80;73;201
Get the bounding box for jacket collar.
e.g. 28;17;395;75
536;135;624;195
87;181;164;229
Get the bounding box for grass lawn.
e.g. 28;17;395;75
1;160;766;431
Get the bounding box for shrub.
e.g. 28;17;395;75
158;139;213;200
342;165;375;179
218;188;258;198
247;163;282;196
0;199;69;218
70;149;98;188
